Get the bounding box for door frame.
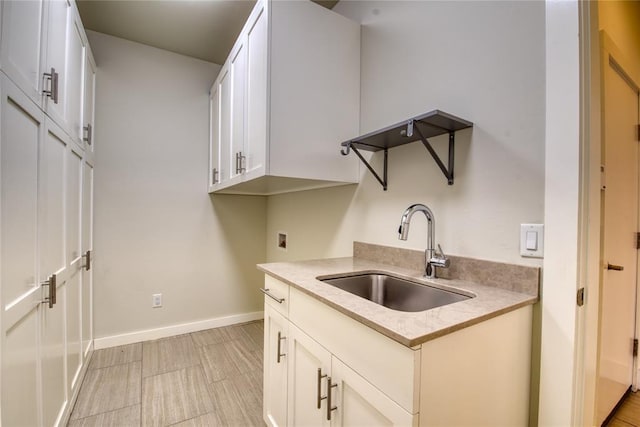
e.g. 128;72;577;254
574;6;640;424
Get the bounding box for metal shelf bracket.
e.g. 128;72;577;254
413;120;456;185
339;110;472;190
341;142;388;190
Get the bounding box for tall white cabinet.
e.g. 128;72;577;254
0;1;96;425
209;0;360;195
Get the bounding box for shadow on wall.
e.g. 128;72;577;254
266;184;359;262
209;194;267;295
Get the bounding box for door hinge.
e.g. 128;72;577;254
577;287;585;307
634;338;638;357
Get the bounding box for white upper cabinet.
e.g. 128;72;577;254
82;46;96;156
43;0;85;144
209;0;360;195
0;0;46;103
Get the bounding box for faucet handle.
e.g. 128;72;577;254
430;244;450;268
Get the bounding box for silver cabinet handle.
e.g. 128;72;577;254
260;288;285;304
83;250;91;271
326;376;338;420
607;263;624;271
212;168;219;184
43;68;59;104
83;123;92;145
276;331;286;363
41;274;57;308
235;151;246;174
317;368;327;409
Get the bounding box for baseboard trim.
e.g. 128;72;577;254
94;311;264;349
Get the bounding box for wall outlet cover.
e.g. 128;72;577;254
152;293;162;308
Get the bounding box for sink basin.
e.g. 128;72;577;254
319;273;471;312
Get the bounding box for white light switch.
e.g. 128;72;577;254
525;231;537;250
520;224;544;258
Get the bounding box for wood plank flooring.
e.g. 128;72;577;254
68;321;264;426
608;391;640;426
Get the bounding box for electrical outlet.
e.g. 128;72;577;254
152;293;162;308
277;232;288;251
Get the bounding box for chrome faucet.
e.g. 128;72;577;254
398;203;450;279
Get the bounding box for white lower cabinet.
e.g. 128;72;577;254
263;278;416;427
264;303;289;427
287;323;331;427
262;275;533;427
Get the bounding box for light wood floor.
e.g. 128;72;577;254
609;391;640;426
68;321;264;426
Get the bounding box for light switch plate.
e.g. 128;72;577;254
520;224;544;258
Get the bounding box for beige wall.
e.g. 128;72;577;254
267;1;545;267
600;0;640;72
89;31;266;340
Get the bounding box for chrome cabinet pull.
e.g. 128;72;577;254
83;250;91;271
212;168;219;184
41;274;57;308
43;68;59;104
260;288;285;304
276;331;286;363
326;376;338;420
83;123;92;145
235;151;246;174
317;368;327;409
607;263;624;271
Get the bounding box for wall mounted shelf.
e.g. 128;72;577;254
340;110;473;190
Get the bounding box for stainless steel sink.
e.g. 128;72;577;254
319;273;471;312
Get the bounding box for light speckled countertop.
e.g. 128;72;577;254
257;257;538;348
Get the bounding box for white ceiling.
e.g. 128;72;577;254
77;0;338;64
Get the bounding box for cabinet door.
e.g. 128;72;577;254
0;0;46;104
40;118;72;427
229;38;247;184
43;0;71;128
65;5;86;144
209;83;220;190
66;140;84;395
287;324;331;427
43;0;85;143
82;48;96;157
330;357;414;427
264;303;288;427
217;66;232;186
81;153;94;359
244;0;267;180
0;74;44;427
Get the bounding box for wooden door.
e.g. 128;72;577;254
0;0;46;104
0;73;45;427
264;303;288;427
597;52;640;424
287;323;331;427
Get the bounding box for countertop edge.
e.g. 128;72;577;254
257;262;538;348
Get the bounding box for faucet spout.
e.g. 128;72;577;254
397;203;448;279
